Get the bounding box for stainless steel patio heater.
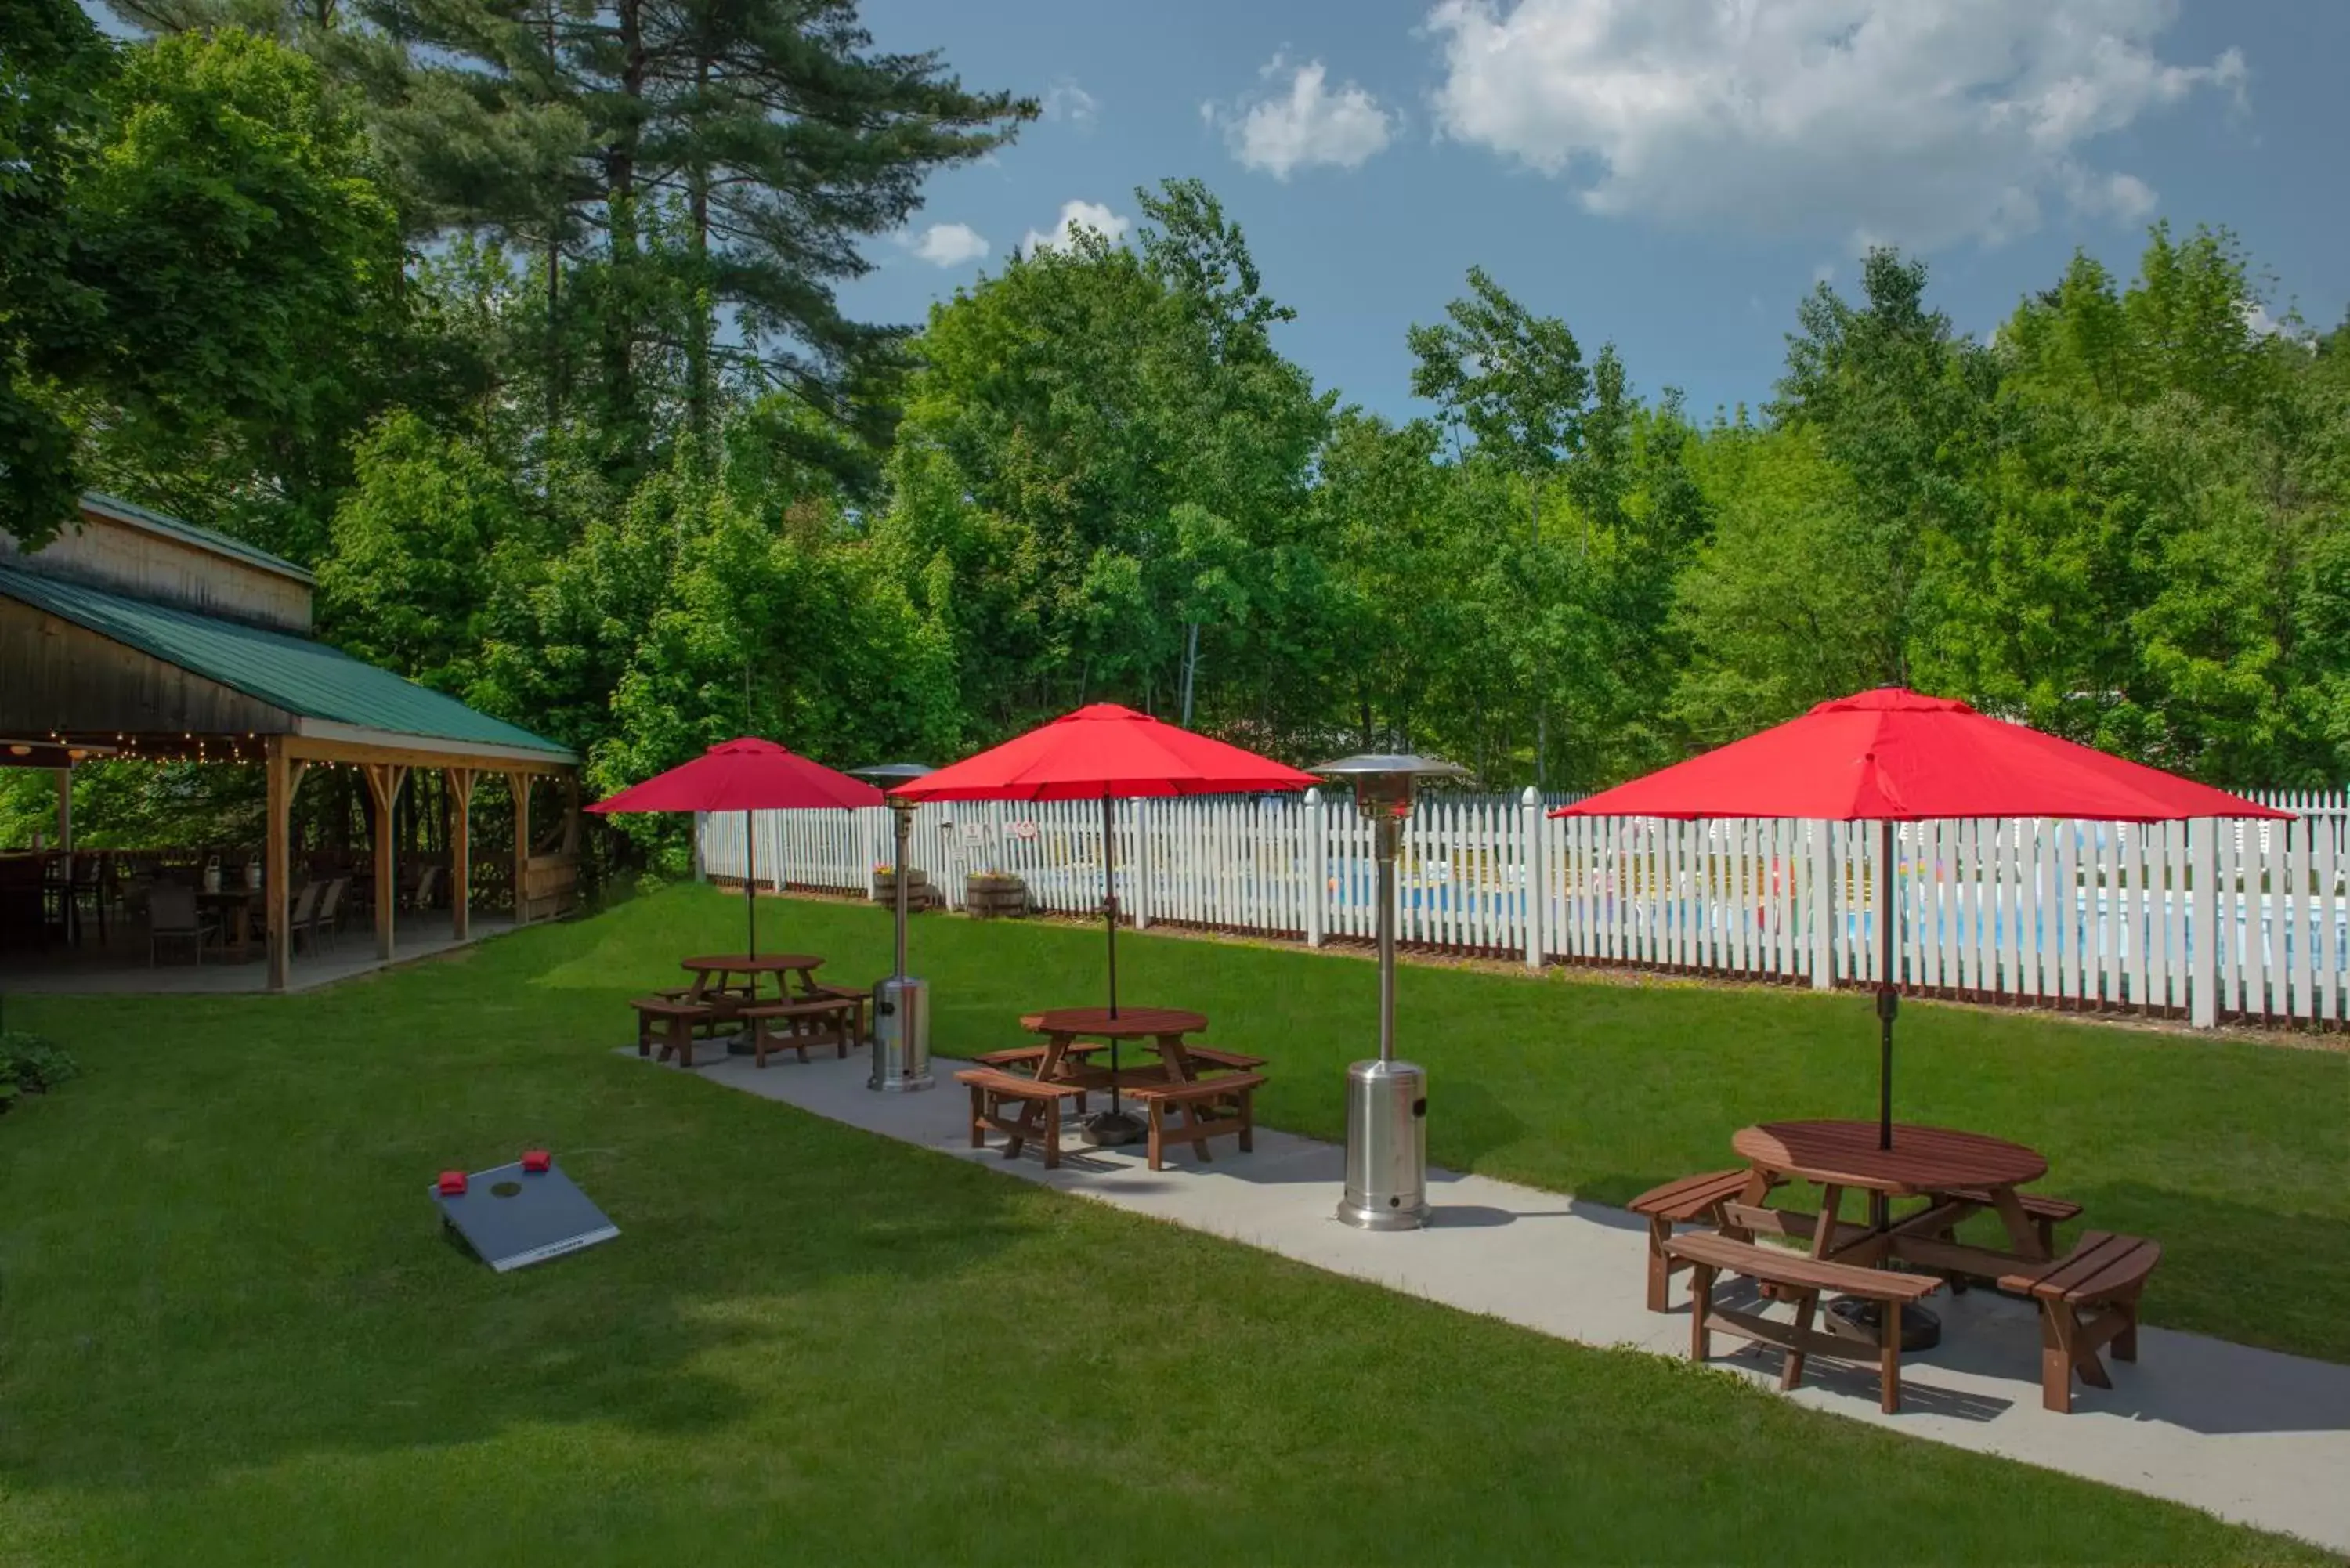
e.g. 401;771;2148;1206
853;764;935;1093
1311;753;1466;1230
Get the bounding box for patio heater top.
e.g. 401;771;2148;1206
1309;753;1469;818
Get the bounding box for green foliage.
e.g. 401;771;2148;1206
67;28;407;561
0;1030;79;1107
13;0;2350;847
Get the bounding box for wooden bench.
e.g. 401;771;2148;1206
1123;1073;1265;1171
954;1068;1086;1170
1999;1231;2161;1413
1664;1230;1945;1414
1936;1187;2084;1255
739;998;862;1067
797;981;872;1046
1629;1169;1759;1312
1179;1046;1267;1073
968;1042;1108;1110
631;996;718;1067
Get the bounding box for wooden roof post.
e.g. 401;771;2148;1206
363;763;407;960
448;767;475;941
508;771;532;927
266;736;290;992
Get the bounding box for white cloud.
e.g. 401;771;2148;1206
1020;199;1132;256
1205;54;1395;179
905;222;989;268
1043;78;1099;128
1425;0;2247;248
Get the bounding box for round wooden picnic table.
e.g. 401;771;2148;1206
1733;1120;2052;1350
1019;1006;1209;1146
1732;1120;2047;1198
680;954;826;1054
680;952;823;996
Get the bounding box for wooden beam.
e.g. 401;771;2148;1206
362;763;407;961
508;771;531;927
448;767;475;941
266;736;291;992
284;730;572;773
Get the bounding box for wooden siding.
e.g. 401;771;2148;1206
0;508;311;631
0;595;295;738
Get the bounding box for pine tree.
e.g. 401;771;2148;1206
356;0;1033;481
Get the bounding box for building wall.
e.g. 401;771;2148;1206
0;507;312;632
0;597;293;740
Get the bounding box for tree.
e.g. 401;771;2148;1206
873;180;1330;739
1408;266;1590;548
66;27;408;561
358;0;1034;480
0;0;114;547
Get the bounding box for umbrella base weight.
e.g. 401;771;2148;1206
1826;1294;1942;1352
1083;1110;1146;1147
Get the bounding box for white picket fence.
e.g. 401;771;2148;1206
695;788;2350;1030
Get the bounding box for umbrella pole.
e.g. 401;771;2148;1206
1103;792;1119;1020
745;807;757;958
1877;818;1897;1151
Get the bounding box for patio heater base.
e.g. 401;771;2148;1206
1083;1109;1145;1147
1827;1295;1942;1352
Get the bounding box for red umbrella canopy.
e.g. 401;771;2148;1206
1552;688;2289;822
586;738;883;814
890;704;1320;802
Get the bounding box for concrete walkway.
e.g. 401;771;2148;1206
639;1046;2350;1554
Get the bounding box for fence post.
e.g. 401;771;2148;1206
1521;786;1543;970
2189;816;2218;1028
1303;788;1325;948
1133;798;1151;930
1810;820;1835;990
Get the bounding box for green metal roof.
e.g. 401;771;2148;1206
79;492;316;585
0;562;572;761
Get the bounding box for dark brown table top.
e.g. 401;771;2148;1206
1733;1120;2048;1196
1020;1006;1208;1040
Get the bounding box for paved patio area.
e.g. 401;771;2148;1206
637;1042;2350;1555
0;912;517;995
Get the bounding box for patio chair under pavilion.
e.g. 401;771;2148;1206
0;493;580;990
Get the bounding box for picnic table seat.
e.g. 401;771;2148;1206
632;996;719;1067
1177;1046;1267;1073
968;1042;1108;1109
797;981;873;1045
1934;1187;2084;1255
1630;1169;1777;1312
1123;1072;1264;1172
954;1068;1086;1170
739;997;862;1067
1662;1230;1944;1414
1999;1231;2161;1413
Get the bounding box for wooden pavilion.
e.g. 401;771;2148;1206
0;493;578;991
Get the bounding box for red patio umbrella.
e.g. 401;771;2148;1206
1553;688;2289;1147
587;738;881;956
890;703;1320;1014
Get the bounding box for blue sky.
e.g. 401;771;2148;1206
844;0;2345;425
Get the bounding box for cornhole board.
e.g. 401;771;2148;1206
431;1158;618;1272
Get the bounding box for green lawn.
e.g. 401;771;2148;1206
0;886;2334;1564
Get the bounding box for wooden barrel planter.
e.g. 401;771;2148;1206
870;865;937;909
964;872;1028;919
